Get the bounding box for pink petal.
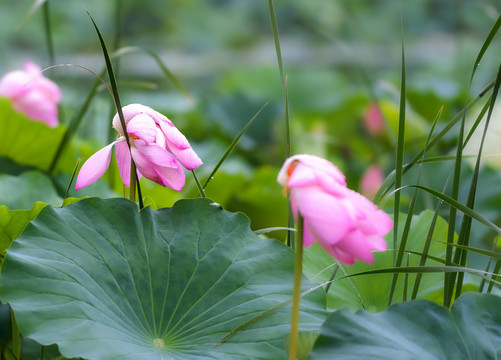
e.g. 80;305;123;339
302;219;316;247
14;91;58;126
287;164;316;188
76;143;114;190
126;114;158;143
115;140;132;187
0;71;32;98
345;189;393;236
330;230;381;264
36;76;62;103
293;187;356;246
159;121;191;150
133;141;185;190
112;103;159;134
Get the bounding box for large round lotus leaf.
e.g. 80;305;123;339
0;197;326;360
309;292;501;359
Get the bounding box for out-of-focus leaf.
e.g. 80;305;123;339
0;172;62;210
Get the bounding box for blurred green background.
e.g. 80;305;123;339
0;0;500;243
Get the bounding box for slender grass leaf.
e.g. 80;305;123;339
470;13;501;84
454;64;501;299
113;47;193;102
202;103;268;190
393;29;406;266
88;13;143;209
407;184;501;234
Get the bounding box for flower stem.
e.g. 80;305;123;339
289;214;304;360
129;162;136;203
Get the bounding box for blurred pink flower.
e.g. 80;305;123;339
0;61;61;127
278;154;392;264
76;104;202;191
363;102;385;136
359;164;384;200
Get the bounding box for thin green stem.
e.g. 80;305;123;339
191;170;206;198
129;163;136;203
289;214;304;360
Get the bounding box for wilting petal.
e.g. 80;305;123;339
166;145;203;171
345;189;393;236
75;143;114;190
126;114;158;144
158;121;191;150
133;141;185;190
159;121;202;170
115;140;132;187
327;230;376;264
287;164;316;188
293;187;356;246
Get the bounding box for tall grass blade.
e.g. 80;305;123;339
64;158;81;201
453;64;501;300
444;98;467;307
374;80;495;203
470;13;501;85
480;235;499;292
202;103;268;190
49;69;105;175
114;47;193;102
392;22;406;266
16;0;46;30
42;1;55;64
407;184;501;234
487;256;501;294
412;199;442;299
267;0;294;247
88;13;143;209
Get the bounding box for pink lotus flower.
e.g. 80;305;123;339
76;104;203;191
363;102;385;136
278;154;392;264
0;61;61;127
359;164;384;200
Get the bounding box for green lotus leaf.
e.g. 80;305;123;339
0;197;327;360
309;292;501;359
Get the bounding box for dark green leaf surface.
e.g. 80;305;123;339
0;198;326;360
309;292;501;359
